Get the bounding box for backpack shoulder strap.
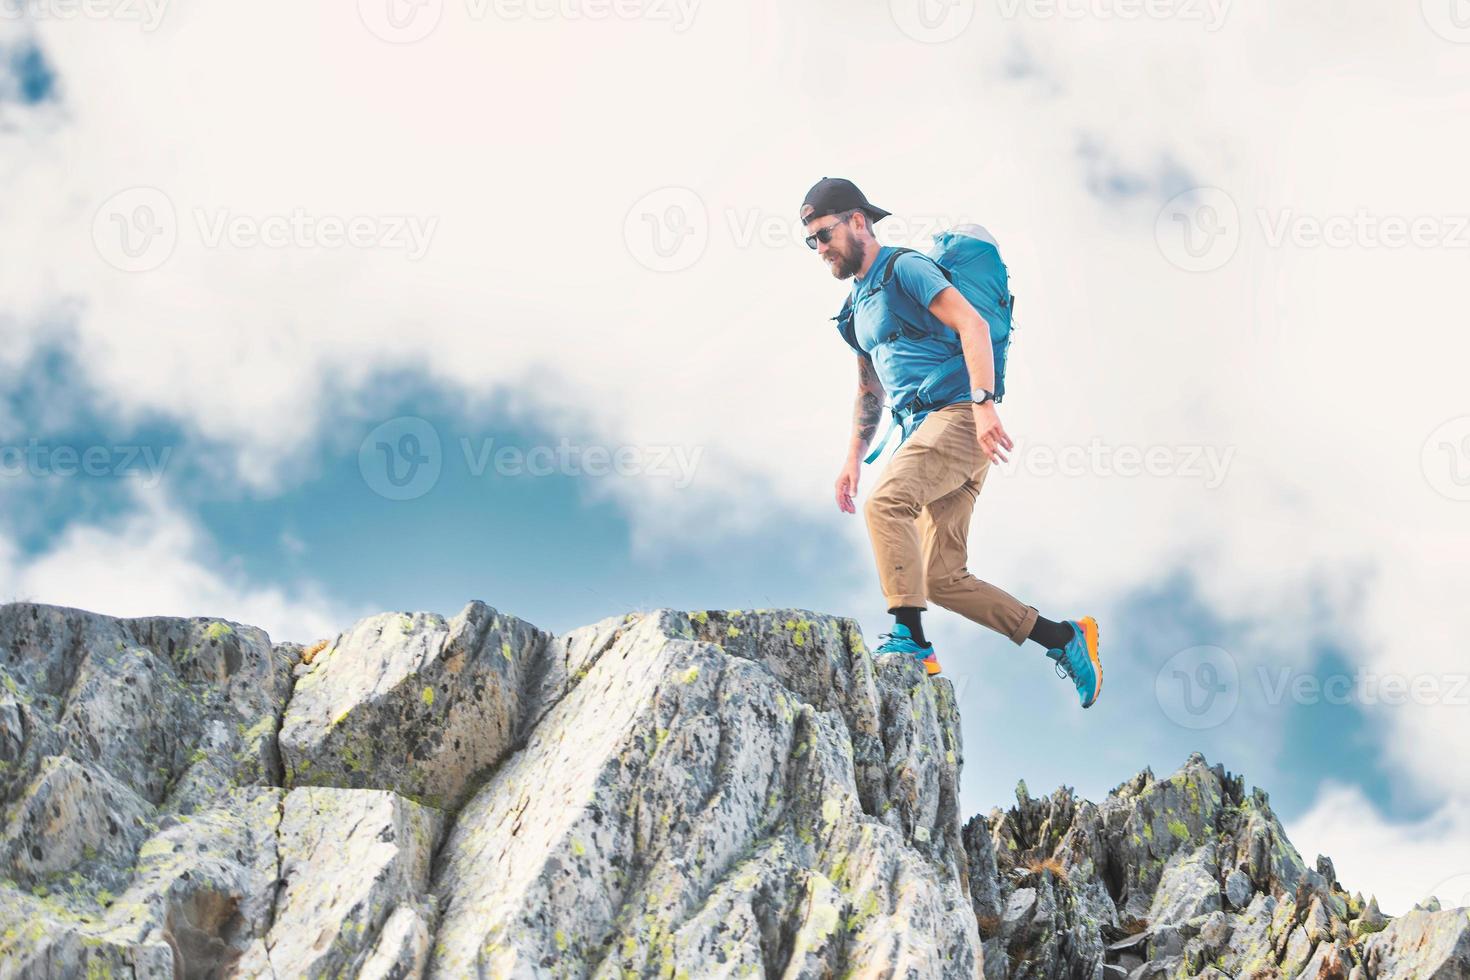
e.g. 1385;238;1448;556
878;246;953;289
873;247;955;340
832;293;863;355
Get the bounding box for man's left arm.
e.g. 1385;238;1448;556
927;285;1014;465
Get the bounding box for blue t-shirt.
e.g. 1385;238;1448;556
849;246;953;353
848;247;966;427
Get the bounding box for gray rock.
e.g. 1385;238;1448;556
1004;886;1038;929
0;602;293;813
1;754;152;887
1147;842;1222;928
1281;924;1314;975
1299;938;1351;978
280;602;550;809
237;787;444;977
427;609;980;978
1225;867;1254;910
1354;894;1389;938
963;812;1004;925
1362;905;1470;978
3;600;1464;980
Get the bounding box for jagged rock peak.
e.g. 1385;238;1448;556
0;600;1465;979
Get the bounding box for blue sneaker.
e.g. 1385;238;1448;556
874;623;942;676
1047;616;1102;708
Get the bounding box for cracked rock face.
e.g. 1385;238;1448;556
279;603;550;811
1;601;1465;979
429;609;977;977
966;752;1469;980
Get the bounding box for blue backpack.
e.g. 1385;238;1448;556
834;227;1016;464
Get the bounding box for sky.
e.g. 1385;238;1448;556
2;0;1468;916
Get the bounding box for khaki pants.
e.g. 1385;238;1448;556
863;403;1039;645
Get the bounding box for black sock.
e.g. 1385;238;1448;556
1028;615;1075;651
890;607;931;647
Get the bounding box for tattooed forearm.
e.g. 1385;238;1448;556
856;391;882;445
852;354;885;451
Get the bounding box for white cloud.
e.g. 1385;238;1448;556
2;0;1467;893
0;478;367;645
1287;782;1470;917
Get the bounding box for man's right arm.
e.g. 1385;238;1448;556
850;353;886;462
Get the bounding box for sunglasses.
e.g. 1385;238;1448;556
804;217;849;250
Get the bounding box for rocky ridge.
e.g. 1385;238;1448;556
0;600;1465;979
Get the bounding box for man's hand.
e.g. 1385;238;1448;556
835;456;861;513
972;401;1013;464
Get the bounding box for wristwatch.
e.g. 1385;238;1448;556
970;388;996;405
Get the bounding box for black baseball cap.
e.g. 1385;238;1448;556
800;177;891;226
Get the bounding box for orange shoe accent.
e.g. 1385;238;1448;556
1078;615;1102;706
921;652;943;676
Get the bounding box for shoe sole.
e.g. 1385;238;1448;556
922;656;942;677
1078;616;1102;708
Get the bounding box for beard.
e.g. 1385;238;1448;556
826;241;863;280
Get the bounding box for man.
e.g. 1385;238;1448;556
802;177;1102;708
